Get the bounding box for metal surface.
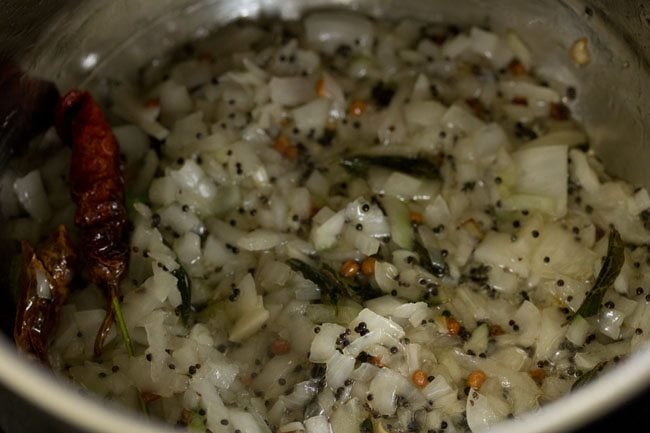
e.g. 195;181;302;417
0;1;649;432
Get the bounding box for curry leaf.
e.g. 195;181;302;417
571;361;608;391
413;239;449;278
172;266;192;325
341;155;440;179
576;228;624;318
322;263;382;302
287;259;342;304
287;259;380;305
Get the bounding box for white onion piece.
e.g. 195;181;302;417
529;223;597;280
159;80;193;123
237;229;287;251
468;27;499;60
422;375;455;401
203;358;239;390
292;98;331;134
631;188;650;215
381;195;413;249
163;111;208;158
352;308;405;339
535;307;567;361
318;72;346;118
566;315;592;346
473;123;508;164
598;308;625;340
374;261;400;294
526;130;588;149
498;81;560;105
232;409;270;433
490;347;531;372
325;351;355;390
506;30;532;70
464;323;489;356
279;422;305;433
344;198;390;239
310;323;346;363
113;124;150;166
345;329;401;357
159;203;203;235
505;145;568;218
174;231;202;268
304;415;332;433
382;172;422;199
466;390;509;432
474;231;530;277
35;269;53;300
364;296;405;317
283;381;320;410
342;225;380;256
310;208;345;250
570;149;600;195
306;170;330;199
513;301;542;348
305;12;375;55
442;34;471;58
229;307;270;343
270;76;316;107
367;368;405;415
143;263;179;305
404;100;447;129
441;104;484;133
13;170;51;223
392;302;429;327
149;176;177;207
230;141;269;187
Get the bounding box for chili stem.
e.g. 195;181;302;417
112;294;134;357
111;295;148;415
138;394;150;417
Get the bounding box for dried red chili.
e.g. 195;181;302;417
14;225;76;364
54;90;132;357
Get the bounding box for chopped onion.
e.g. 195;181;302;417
598;308;625;340
441;104;484;133
504;145;568;218
566;315;591;346
368;368;407;415
505;31;532;70
159;80;193;124
466;390;509;432
292;98;332;134
305;12;375;55
238;229;287;251
498;81;560;105
13;170;52;223
35;269;53;300
310;208;345;250
352;308;405;340
535;307;567;361
305;415;332;433
270;76;316;107
373;261;400;294
325;351;355;390
310;323;346;363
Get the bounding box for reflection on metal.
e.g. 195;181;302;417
80;53;98;71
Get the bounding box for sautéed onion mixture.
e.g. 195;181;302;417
4;11;650;433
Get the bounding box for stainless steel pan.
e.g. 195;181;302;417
0;1;649;432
